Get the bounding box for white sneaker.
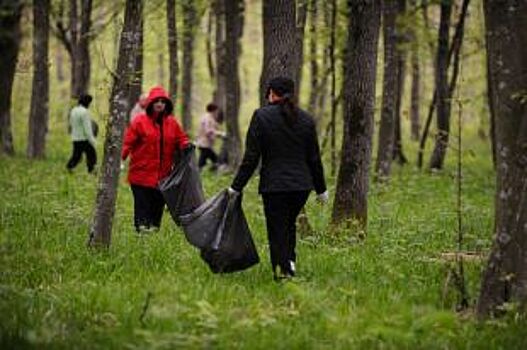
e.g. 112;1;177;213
290;261;296;274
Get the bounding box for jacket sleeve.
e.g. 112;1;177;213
231;112;261;192
82;110;97;146
306;121;327;194
122;122;139;160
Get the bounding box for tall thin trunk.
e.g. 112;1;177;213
393;31;408;165
167;0;179;102
206;3;215;81
307;0;319;118
128;10;143;121
410;41;420;141
294;0;308;92
214;0;226;111
375;0;399;180
223;0;243;168
74;0;92;97
157;33;165;85
332;0;381;231
27;0;50;159
88;0;144;248
260;0;297;104
477;0;527;318
329;0;337;176
0;0;22;155
182;0;197;132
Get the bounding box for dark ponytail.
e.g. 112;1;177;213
266;77;298;127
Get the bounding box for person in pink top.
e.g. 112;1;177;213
196;103;225;171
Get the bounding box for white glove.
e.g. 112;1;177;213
228;187;240;196
316;190;329;204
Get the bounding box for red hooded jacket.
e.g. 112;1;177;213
122;86;189;188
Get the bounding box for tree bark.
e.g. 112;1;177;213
182;0;197;132
294;0;308;92
27;0;50;159
375;0;399;181
128;7;143;121
223;0;244;168
307;0;319;117
410;39;421;141
206;3;215;81
0;0;22;156
214;0;226;112
393;33;408;165
167;0;179;102
260;0;297;104
88;0;143;248
332;0;381;231
329;0;337;176
477;0;527;318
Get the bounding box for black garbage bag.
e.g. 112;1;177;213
179;189;260;273
158;146;205;225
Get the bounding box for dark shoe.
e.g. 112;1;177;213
273;266;294;282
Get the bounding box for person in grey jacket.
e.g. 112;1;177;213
230;77;328;281
66;94;97;173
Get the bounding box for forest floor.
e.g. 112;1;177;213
1;135;526;349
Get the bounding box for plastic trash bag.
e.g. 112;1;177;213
159;146;205;225
179;189;260;273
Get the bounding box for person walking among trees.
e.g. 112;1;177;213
196;102;225;171
122;86;190;233
229;77;328;281
66;93;97;173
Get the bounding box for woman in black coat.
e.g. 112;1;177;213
230;77;328;280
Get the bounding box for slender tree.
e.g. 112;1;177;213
181;0;198;132
27;0;51;159
332;0;381;231
223;0;244;168
205;2;215;81
88;0;143;248
477;0;527;318
307;0;319;117
214;0;226;111
294;0;308;91
375;0;399;180
167;0;179;102
0;0;23;156
260;0;297;103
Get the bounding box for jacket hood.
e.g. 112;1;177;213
145;86;174;116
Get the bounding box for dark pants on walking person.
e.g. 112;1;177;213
66;140;97;173
131;184;166;232
198;147;218;170
262;191;310;276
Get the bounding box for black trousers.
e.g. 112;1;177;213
131;184;166;231
262;191;310;275
66;141;97;173
198;147;218;169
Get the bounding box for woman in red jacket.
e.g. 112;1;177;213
122;86;190;233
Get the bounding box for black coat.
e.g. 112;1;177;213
231;103;326;194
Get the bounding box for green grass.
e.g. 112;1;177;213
1;134;526;349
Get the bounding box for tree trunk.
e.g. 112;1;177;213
214;0;226;112
410;40;420;141
182;0;197;132
260;0;297;104
393;38;408;165
307;0;319;117
428;2;452;170
294;0;308;92
223;0;243;168
0;0;22;156
167;0;179;102
329;0;337;176
477;0;527;318
157;34;165;86
375;0;399;181
128;8;143;121
88;0;143;248
332;0;381;231
27;0;50;159
206;3;215;81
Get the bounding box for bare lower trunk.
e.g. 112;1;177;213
167;0;178;101
332;0;381;231
27;0;50;159
214;0;226;111
410;45;420;141
0;0;22;155
294;0;308;92
182;0;197;132
260;0;297;104
88;0;143;248
477;0;527;318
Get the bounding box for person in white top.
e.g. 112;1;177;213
196;103;225;171
129;93;148;122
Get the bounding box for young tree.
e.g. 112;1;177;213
167;0;178;101
260;0;297;103
88;0;143;248
375;0;400;180
223;0;244;168
294;0;308;91
181;0;198;132
477;0;527;318
0;0;23;156
307;0;319;116
213;0;226;111
27;0;51;159
332;0;381;230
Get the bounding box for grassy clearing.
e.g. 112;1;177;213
1;134;526;349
